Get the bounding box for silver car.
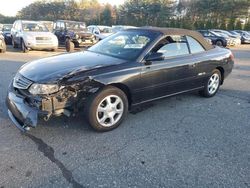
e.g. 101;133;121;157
11;20;58;52
87;25;113;40
212;29;241;46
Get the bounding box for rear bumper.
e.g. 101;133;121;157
224;60;234;79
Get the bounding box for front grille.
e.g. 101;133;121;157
13;74;33;90
36;37;51;40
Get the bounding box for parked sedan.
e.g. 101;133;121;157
2;24;12;44
211;29;241;46
112;25;137;33
0;33;6;53
232;30;250;44
197;30;229;47
11;20;58;52
6;27;234;132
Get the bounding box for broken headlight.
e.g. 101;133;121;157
29;84;60;95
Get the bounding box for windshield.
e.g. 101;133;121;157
99;27;112;33
216;32;229;37
22;22;48;32
66;22;86;30
3;25;12;31
210;31;222;37
88;31;158;60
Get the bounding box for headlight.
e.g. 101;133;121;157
29;84;60;95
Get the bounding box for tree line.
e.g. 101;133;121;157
1;0;250;30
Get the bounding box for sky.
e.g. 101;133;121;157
0;0;125;16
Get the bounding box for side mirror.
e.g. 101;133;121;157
145;52;164;62
94;31;100;35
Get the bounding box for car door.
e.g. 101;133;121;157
14;21;22;45
54;21;65;44
137;35;199;103
185;35;211;87
12;21;19;44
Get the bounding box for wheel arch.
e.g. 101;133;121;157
215;66;225;84
108;83;132;107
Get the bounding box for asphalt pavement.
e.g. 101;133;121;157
0;45;249;188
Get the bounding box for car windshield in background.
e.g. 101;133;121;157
22;23;48;32
66;22;86;30
3;25;12;31
88;31;158;60
216;33;229;37
210;31;222;37
99;27;112;33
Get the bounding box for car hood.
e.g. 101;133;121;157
19;51;126;83
23;31;56;38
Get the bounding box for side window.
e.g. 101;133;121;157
154;35;189;58
186;36;205;54
60;22;65;29
56;22;60;30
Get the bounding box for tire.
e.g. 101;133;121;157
85;86;128;132
199;69;221;98
65;38;74;52
215;40;223;47
12;37;18;48
21;39;28;53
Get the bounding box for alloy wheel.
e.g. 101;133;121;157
96;95;124;127
208;73;220;95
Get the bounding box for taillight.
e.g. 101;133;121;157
229;52;234;60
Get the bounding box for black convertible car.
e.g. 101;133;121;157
6;27;234;132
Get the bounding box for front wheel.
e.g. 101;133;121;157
199;69;221;98
215;40;223;47
86;86;128;132
12;37;18;48
21;39;28;53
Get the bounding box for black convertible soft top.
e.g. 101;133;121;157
127;27;214;51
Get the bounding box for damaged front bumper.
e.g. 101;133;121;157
6;83;80;132
6;91;44;131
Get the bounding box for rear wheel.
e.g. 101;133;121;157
65;38;74;52
199;69;221;98
85;86;128;132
